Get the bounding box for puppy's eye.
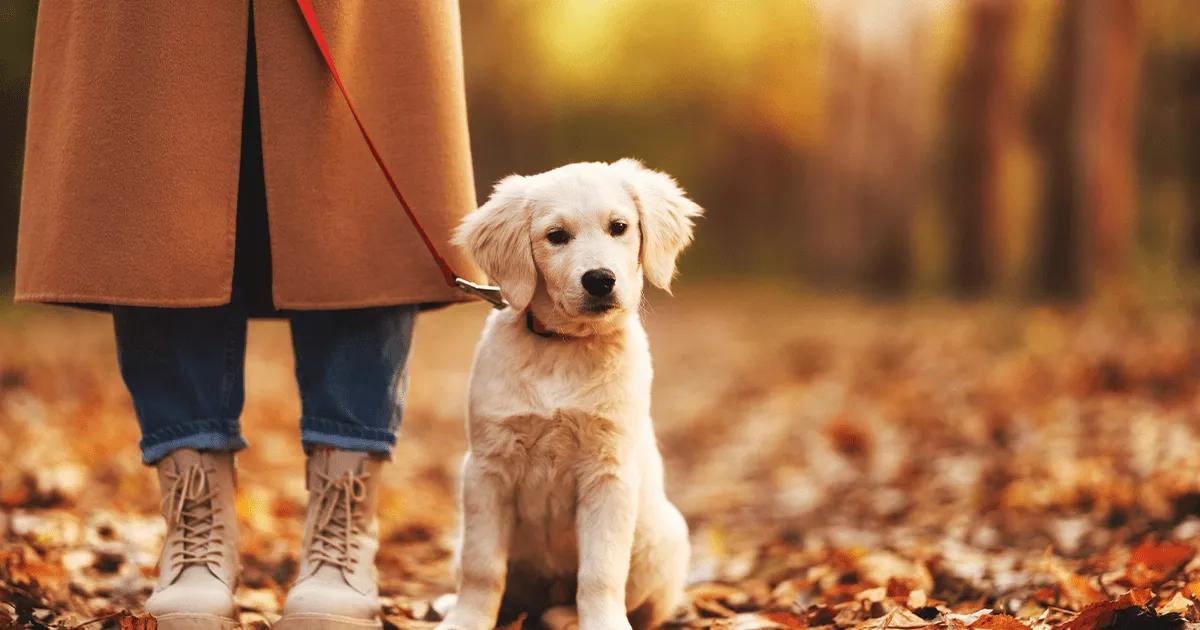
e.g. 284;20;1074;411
547;229;572;245
609;220;628;237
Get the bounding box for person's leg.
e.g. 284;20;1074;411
278;305;416;629
113;305;247;629
290;305;417;454
118;4;262;627
113;305;250;464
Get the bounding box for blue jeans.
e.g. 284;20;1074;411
113;305;417;464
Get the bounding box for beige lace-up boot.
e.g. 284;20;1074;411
277;448;385;629
146;449;240;629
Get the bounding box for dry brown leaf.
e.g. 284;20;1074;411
1157;592;1196;618
1058;589;1154;630
859;606;931;630
856;587;887;603
1131;541;1195;572
119;614;158;630
759;609;809;628
858;553;933;594
1046;557;1107;610
1126;539;1198;587
969;614;1033;630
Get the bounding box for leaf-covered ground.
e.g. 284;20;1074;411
3;286;1200;629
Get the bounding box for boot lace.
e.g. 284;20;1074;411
161;463;225;570
308;468;370;572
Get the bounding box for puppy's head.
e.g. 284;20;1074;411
455;159;702;323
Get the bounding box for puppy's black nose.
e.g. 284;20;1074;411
581;268;616;297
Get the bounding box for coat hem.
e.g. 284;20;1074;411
13;287;481;310
14;292;235;308
274;287;478;311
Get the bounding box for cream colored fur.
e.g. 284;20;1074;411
437;160;701;630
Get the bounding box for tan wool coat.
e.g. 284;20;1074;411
15;1;479;309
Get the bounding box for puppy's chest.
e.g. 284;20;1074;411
494;409;621;484
491;411;622;568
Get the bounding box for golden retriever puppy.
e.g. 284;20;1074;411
437;160;702;630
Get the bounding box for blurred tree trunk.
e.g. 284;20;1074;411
1134;22;1198;280
943;0;1015;297
1188;54;1200;267
703;119;807;277
863;70;922;295
1077;0;1142;294
809;3;928;295
1174;50;1200;267
1031;0;1084;299
808;40;875;289
459;3;551;201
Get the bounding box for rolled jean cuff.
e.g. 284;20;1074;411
139;418;248;464
300;415;396;456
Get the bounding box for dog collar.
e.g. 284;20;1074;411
524;308;571;340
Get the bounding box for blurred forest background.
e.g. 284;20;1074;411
1;0;1199;301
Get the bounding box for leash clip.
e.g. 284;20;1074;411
455;278;509;310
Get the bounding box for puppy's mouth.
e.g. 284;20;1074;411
581;298;619;315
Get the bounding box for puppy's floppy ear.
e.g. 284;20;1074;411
613;158;704;292
453;175;537;310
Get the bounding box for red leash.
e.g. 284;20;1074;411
293;0;507;308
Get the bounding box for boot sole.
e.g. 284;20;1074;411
275;613;382;630
152;613;242;630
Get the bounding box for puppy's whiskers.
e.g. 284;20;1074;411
638;293;655;320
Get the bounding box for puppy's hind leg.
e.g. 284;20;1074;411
542;606;580;630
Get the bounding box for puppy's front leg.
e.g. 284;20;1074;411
439;454;513;630
576;470;637;630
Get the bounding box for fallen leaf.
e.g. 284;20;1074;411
1059;590;1156;630
119;614;158;630
1132;541;1195;573
946;610;994;626
1047;558;1107;610
969;614;1033;630
759;609;809;628
1157;593;1196;619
